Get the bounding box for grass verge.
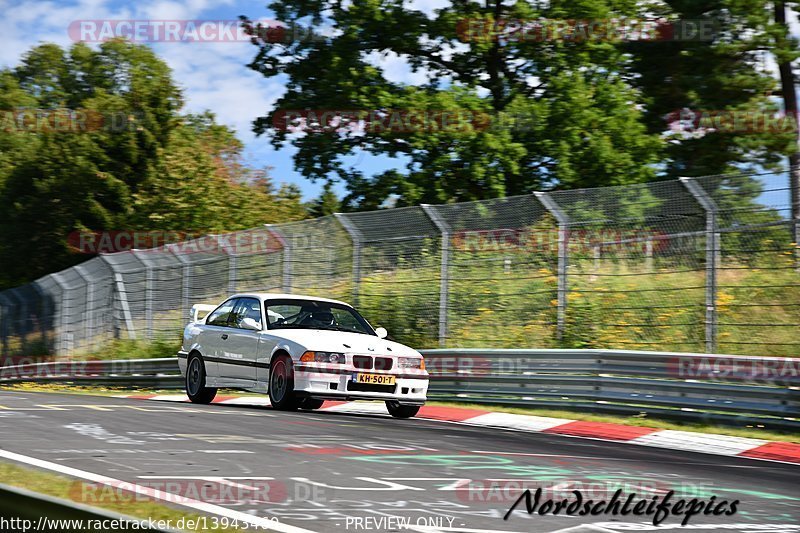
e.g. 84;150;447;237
0;462;247;531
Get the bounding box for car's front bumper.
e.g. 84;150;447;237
294;364;428;405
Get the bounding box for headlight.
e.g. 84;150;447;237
398;357;425;370
300;351;345;364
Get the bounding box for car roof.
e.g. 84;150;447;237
228;293;352;307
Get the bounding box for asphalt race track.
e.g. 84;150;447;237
0;390;798;533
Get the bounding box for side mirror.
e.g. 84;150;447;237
241;317;262;331
375;327;388;339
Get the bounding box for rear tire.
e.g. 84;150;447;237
386;401;420;419
269;354;299;410
299;398;325;410
186;354;217;404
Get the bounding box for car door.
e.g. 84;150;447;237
219;297;262;381
256;300;286;383
200;298;238;378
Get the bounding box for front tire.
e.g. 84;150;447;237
269;354;299;410
186;354;217;404
386;401;420;419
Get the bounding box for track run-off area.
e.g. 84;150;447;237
0;390;798;533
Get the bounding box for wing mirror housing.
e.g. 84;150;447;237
375;327;388;339
241;317;262;331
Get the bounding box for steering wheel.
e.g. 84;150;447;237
299;312;335;327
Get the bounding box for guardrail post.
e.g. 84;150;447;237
266;225;292;293
535;192;570;341
421;204;451;347
334;214;363;306
680;177;719;353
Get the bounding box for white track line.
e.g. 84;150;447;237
629;430;769;456
0;449;318;533
462;412;571;432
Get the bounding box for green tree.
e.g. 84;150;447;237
309;181;341;217
0;41;306;288
627;0;798;178
131;112;304;232
241;0;663;209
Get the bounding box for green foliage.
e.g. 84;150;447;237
242;0;663;208
241;0;799;208
0;40;307;289
79;338;179;361
358;250;799;356
309;181;342;217
626;0;799;177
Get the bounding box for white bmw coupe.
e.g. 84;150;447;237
178;293;429;418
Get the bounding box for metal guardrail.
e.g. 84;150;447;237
1;350;797;429
0;483;176;532
0;358;183;388
422;349;800;430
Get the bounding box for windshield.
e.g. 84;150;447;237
265;299;376;336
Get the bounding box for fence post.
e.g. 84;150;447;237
130;251;153;340
167;244;191;321
334;214;363;307
98;255;137;341
0;292;12;358
113;273;137;340
680;177;719;353
421;204;450;347
214;235;237;294
73;265;94;352
50;273;71;355
535;192;570;341
266;225;292;293
229;250;238;295
6;289;27;353
795;220;800;272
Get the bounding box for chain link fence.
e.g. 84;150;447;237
1;168;798;359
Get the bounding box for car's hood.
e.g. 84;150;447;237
265;328;421;357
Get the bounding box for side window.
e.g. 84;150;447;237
207;299;237;327
231;298;262;329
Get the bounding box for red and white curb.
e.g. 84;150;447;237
116;394;800;466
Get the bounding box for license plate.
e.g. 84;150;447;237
354;373;396;385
